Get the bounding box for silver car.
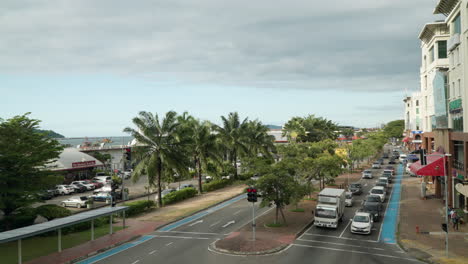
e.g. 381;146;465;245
61;196;88;208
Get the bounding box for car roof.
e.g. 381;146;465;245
354;211;371;217
372;186;385;190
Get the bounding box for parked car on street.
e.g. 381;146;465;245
94;184;112;193
91;192;112;202
56;185;74;195
377;158;384;165
177;184;195;190
399;154;407;162
382;153;389;159
371;162;381;169
93;176;112;184
61;196;88;208
71;181;95;191
388;158;396;164
69;183;87;193
362;170;373;179
345;192;353;207
369;186;386;202
349;182;363;195
351;211;374;234
364;195;383;204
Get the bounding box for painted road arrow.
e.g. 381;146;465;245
222;220;235;228
189;220;203;227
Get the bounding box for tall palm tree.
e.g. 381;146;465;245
191;120;221;193
123;111;190;207
245;120;276;159
213;112;249;179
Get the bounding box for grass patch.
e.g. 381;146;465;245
265;223;285;228
290;208;305;212
0;223;123;264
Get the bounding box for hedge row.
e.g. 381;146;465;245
124;200;156;217
162;187;197;205
203;179;233;192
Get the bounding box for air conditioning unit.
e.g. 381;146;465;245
448;33;460;51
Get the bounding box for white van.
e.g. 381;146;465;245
93;176;112;184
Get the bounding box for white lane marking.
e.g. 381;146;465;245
210;221;221;227
292;244;419;262
131;260;140;264
222;220;235;228
149;250;157;255
339;220;352;238
157;235;210;240
302;233;379;243
189;220;203;227
297;238;385;251
157;231;219;235
233;209;242;215
165;242;174;246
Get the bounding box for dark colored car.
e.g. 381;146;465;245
349;183;363;195
364;195;382;204
37;190;54;200
382;153;389;159
392;152;400;158
388;158;396;164
377;158;384;165
361;202;383;222
69;183;87;193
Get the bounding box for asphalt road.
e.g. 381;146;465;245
78;144;422;264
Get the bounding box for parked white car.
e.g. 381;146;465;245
351;211;373;234
362;170;373;179
345;192;353;207
399;154;407;162
93;176;112;184
94;184;112;193
71;181;95;191
369;186;386;202
56;185;74;195
371;162;381;169
61;196;88;208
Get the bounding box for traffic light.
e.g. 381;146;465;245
247;188;258;203
125;148;131;161
441;223;447;232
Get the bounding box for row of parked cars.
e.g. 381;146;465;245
347;152;397;235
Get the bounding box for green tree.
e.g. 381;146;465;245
213;112;249;179
257;162;302;224
0;114;63;217
283;115;338;143
244;120;276;159
384;120;404;139
123;111;190;207
89;152;112;171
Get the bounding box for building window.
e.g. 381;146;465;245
424;75;428;90
454;13;461;34
425;96;428;111
458;79;461;97
438;41;447;59
416;108;419;114
416;100;419;106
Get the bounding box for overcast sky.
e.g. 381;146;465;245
1;0;442;137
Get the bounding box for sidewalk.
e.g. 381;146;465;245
398;176;468;264
25;184;246;264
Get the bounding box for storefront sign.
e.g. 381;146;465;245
72;160;96;168
449;98;462;113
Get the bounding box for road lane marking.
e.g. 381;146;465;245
210;221;221;227
292;243;419;261
131;260;140;264
165;242;174;246
222;220;235;228
157;235;210;240
157;231;219;235
297;238;385;251
233;209;242;215
149;250;157;255
339;220;352;238
189;220;203;227
302;233;379;243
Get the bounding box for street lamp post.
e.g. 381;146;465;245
426;153;451;258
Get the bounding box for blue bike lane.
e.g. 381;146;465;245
379;163;403;244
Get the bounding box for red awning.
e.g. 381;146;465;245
409;152;446;176
402;137;410;142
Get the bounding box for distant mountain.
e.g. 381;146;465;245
266;124;282;129
34;129;65;138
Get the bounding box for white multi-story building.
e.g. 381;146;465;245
403;92;422;133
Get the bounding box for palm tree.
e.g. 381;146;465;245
213;112;249;179
191;120;221;193
245;120;276;159
123;111;190;207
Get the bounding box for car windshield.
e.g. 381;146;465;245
371;189;384;194
346;194;352;199
353;215;369;223
80;197;88;201
363;203;380;211
378;180;387;184
364;170;371;173
315;208;336;219
367;196;380;202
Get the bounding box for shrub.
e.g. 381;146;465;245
124;200;156;217
0;208;37;231
203;179;233;192
35;204;72;220
162;188;197;205
238;172;254;181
